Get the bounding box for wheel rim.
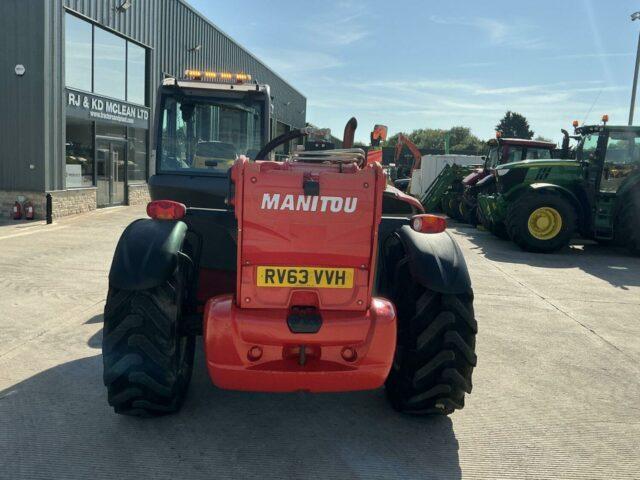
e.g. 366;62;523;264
527;207;562;240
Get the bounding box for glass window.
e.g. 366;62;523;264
159;96;265;174
605;130;640;165
66;118;94;187
127;42;146;105
600;130;640;193
65;14;92;91
579;133;599;161
96;123;126;138
94;27;126;100
505;146;524;163
485;147;499;169
525;148;552;160
128;128;148;182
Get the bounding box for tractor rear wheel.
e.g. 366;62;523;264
616;190;640;255
385;277;477;415
506;191;576;253
102;266;195;417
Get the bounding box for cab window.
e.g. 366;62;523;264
599;130;640;193
505;146;523;163
158;96;264;174
525;148;552;160
605;131;640;166
578;133;599;161
485;147;499;169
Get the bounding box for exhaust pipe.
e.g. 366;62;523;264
561;129;569;159
342;117;357;149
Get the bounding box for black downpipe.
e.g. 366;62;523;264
46;193;52;224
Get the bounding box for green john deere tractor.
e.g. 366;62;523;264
477;122;640;253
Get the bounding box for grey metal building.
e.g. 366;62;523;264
0;0;306;218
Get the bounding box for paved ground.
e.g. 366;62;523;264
0;206;639;480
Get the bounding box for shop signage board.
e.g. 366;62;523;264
65;88;150;129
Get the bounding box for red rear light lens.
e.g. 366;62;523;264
146;200;186;220
411;214;447;234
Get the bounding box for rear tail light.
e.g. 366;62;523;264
411;214;447;234
147;200;187;220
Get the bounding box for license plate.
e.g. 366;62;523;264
256;266;354;288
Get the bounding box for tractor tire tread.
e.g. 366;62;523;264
616;190;640;255
102;273;194;418
386;287;476;416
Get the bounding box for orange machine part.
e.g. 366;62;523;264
204;295;396;392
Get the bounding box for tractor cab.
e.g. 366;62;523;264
149;71;271;208
575;123;640;239
463;136;556;188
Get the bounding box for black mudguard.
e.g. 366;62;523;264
396;225;471;295
109;219;188;291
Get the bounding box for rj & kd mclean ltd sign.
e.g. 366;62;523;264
65;89;150;129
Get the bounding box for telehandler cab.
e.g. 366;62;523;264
478;117;640;253
102;71;477;417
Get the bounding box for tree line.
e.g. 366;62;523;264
383;111;552;155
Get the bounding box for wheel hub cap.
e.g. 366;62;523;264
528;207;562;240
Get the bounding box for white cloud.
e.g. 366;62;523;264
549;52;634;60
304;8;371;46
303;75;628;144
429;15;547;50
252;48;344;75
457;61;498;68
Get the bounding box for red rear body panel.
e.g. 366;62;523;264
232;158;385;311
203;157;397;392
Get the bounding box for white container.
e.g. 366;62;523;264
410;154;484;197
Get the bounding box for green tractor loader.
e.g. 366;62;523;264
421;163;482;216
477;120;640;253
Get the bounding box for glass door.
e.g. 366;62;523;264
96;138;127;207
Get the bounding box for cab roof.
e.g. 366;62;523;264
488;138;556;149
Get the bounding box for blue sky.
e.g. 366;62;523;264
190;0;639;144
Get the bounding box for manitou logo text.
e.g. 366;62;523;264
260;193;357;213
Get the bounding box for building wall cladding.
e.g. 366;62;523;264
0;1;47;192
0;0;306;193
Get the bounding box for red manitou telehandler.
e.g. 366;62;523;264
102;71;477;417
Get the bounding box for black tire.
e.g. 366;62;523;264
477;202;508;239
385;279;477;415
492;221;509;240
441;196;454;218
102;266;195;417
460;199;477;226
476;201;490;231
616;189;640;255
448;196;463;221
506;191;577;253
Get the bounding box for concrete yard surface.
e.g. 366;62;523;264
0;206;639;479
